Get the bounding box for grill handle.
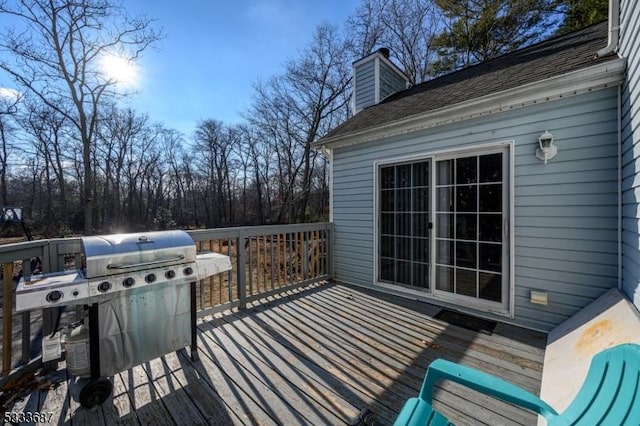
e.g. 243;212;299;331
106;255;185;270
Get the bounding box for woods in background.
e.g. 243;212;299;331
0;0;608;236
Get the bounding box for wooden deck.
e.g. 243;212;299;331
5;282;546;425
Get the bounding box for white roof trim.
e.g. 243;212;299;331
318;57;626;149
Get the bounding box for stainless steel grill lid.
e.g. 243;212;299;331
16;230;232;312
81;230;196;278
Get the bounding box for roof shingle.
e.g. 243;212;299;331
323;22;615;141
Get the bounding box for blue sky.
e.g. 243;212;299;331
123;0;360;137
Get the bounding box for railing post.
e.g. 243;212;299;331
236;233;247;310
302;232;309;280
328;222;334;280
3;262;14;374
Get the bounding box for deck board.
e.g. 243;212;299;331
5;282;546;425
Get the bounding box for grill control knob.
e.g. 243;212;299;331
46;290;63;303
123;277;135;288
183;267;194;276
145;273;156;283
97;281;111;293
165;270;176;279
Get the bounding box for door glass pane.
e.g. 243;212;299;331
436;240;454;265
479;214;502;242
381;213;394;234
396;213;412;236
437;213;454;238
456;241;477;269
397;237;412;260
413;162;429;187
437;187;453;212
479;272;501;302
396;189;411;211
480;153;502;183
413;238;429;263
381;190;394;211
396;261;411;285
456;157;477;184
380;258;395;282
456;185;477;212
382;167;395;188
381;236;394;258
437;160;453;185
436;266;454;292
414;188;429;211
455;214;477;240
479;184;501;212
479;243;501;272
413;263;429;288
397;164;411;187
456;268;477;297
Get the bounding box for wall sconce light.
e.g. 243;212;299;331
536;130;557;164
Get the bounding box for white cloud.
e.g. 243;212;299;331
0;87;20;100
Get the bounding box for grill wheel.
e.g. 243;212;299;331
79;378;113;408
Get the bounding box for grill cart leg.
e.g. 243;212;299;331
190;281;199;362
88;303;101;379
78;303;112;409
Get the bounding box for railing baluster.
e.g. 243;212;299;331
270;234;275;291
227;238;233;302
237;233;247;310
303;232;309;280
248;237;253;297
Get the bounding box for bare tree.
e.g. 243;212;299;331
20;100;70;233
0;89;21;205
194;119;236;227
95;106;148;230
347;0;441;84
0;0;161;233
247;23;350;222
158;126;187;226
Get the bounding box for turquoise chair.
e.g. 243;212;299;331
394;343;640;426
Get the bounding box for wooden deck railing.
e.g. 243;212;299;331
0;222;332;379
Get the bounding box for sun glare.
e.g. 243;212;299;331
101;54;138;86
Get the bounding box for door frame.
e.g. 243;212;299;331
372;140;515;318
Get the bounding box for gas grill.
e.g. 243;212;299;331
16;230;232;408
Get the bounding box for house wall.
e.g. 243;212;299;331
332;88;620;331
354;60;376;112
620;0;640;309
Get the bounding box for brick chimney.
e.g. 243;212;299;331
352;48;409;114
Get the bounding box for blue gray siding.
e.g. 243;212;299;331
332;89;619;331
620;0;640;308
379;60;407;101
355;60;376;112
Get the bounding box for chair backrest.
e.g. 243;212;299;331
556;343;640;425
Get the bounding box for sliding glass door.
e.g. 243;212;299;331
377;145;510;312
